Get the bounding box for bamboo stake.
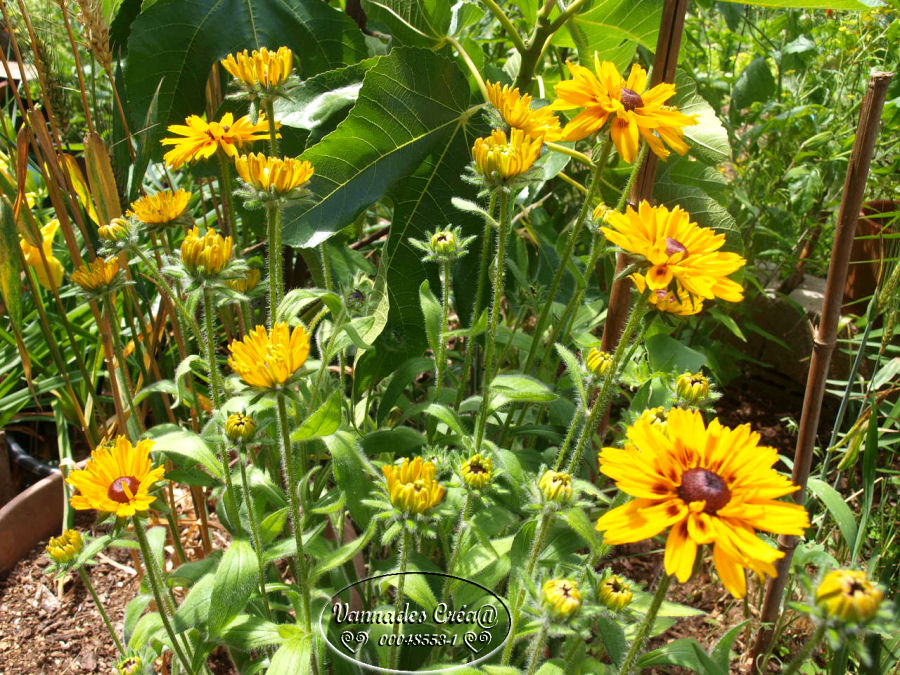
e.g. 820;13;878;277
750;70;893;671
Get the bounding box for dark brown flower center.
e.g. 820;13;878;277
560;583;574;597
677;468;731;513
665;238;688;257
847;580;867;595
620;87;644;111
108;476;140;504
468;462;487;473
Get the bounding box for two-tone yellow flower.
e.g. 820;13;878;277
816;569;884;623
227;322;311;390
595;408;809;598
542;579;582;619
128;189;191;227
601;202;745;303
631;273;704;316
472;128;542;184
98;218;131;242
460;453;493;490
161;113;278;168
20;219;64;290
486;81;561;141
234;153;314;195
180;226;233;277
67;437;166;517
383;457;446;515
221;47;294;94
552;57;698;163
72;257;120;293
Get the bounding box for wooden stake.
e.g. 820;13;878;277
751;70;893;671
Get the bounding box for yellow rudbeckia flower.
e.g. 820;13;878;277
542;579;582;619
472;128;542;183
180;226;233;276
71;257;120;292
486;81;562;141
631;273;704;315
221;46;294;91
128;189;191;226
234;153;314;194
161;112;278;168
383;456;446;515
816;569;884;623
227;322;311;389
20;219;64;290
595;408;810;598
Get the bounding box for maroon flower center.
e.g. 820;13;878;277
677;468;731;513
108;476;140;504
665;238;688;257
468;462;487;473
620;87;644;111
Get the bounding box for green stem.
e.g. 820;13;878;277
133;517;194;673
434;259;452;403
132;247;203;346
202;288;223;409
237;444;274;621
455;192;498;409
475;189;511;452
443;490;474;600
218;155;238;242
618;573;672;675
514;0;591;92
480;0;528;54
554;399;585;470
78;567;125;656
564;292;649;474
266;203;283;327
275;394;313;635
164;509;189;565
103;294;142;437
521;138;612;375
445;36;490;102
782;623;827;675
389;528;411;669
525;621;549;675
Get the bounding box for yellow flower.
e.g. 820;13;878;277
98;218;131;242
599;574;633;611
639;406;669;428
595;408;810;598
538;469;573;504
46;529;83;565
227;268;262;293
383;457;446;515
552;57;699;163
221;46;294;91
227;322;311;389
20;219;64;290
816;569;884;623
180;226;233;276
67;437;166;517
585;348;613;377
71;257;120;292
542;579;582;619
472;128;542;182
161;112;278;168
116;656;143;675
631;273;704;316
234;153;314;194
601;202;745;303
676;371;709;405
128;189;191;226
486;81;561;141
460;453;493;490
225;412;257;443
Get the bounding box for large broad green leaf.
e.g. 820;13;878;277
557;0;663;73
124;0;367;140
361;0;452;47
208;539;259;636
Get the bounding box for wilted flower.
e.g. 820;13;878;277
46;529;83;565
816;569;884;624
538;470;573;504
542;579;582;619
460;453;493;490
599;574;633;611
225;412;257;443
383;457;446;515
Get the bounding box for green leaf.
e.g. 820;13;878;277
0;197;22;327
645;334;706;374
710;620;751;672
555;344;587;406
596;616;627;667
128;611;163;651
673;72;732;164
721;0;879;8
361;0;452;46
208;539;259;636
291;389;342;441
360;426;427;455
268;634;312;674
168;551;221;588
808;478;858;552
560;507;602;555
327;430;377;523
124;0;367;141
144;424;223;478
490;374;558;402
419;279;442;359
219;614;283;651
259;508;289;545
376;356;434;426
310;521;375;582
731;57;776;110
172;573;216;632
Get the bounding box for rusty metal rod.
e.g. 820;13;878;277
750;70;893;671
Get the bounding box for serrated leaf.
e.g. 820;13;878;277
291;389;342;441
596;616;627;667
208;539;259;636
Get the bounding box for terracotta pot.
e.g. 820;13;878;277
843;199;900;313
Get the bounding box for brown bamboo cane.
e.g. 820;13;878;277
598;0;690;437
750;70;893;671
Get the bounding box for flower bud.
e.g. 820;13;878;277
542;579;582;619
71;257;120;293
431;230;457;257
599;574;633;611
816;569;884;623
98;218;130;242
676;371;709;405
538;469;573;504
46;529;83;565
180;226;233;276
225;413;256;443
460;453;493;490
585;348;613;377
383;457;445;515
639;406;668;427
117;655;143;675
227;268;262;293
